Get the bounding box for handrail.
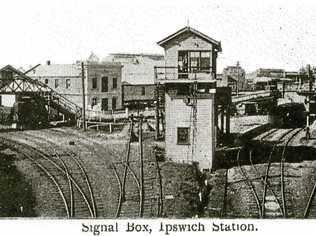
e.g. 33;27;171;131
154;66;214;82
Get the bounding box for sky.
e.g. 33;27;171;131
0;0;315;72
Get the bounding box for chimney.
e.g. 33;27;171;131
47;60;51;66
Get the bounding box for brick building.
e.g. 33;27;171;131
27;61;123;112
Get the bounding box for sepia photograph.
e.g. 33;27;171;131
0;0;316;234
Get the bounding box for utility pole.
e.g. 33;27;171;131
155;83;160;140
306;64;312;140
81;62;86;131
236;61;240;96
139;115;144;217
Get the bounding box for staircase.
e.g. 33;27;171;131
0;65;82;120
46;92;82;119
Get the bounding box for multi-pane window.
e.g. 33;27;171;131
92;77;98;89
177;127;190;145
178;51;211;73
189;51;200;72
66;79;71;89
112;97;117;110
55;79;59;88
112;78;117;89
200;52;211;71
101;76;108;92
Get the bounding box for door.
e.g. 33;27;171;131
101;98;108;111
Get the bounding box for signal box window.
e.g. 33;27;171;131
178;51;211;74
200;51;211;71
177;127;190;145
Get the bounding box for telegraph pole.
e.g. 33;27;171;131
306;64;312;140
81;62;86;131
139;115;144;217
236;61;240;96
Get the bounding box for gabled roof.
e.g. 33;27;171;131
0;64;26;77
157;26;222;51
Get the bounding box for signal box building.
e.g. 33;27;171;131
155;26;222;170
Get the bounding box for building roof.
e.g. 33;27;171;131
253;77;279;83
27;62;122;78
0;64;26;76
107;53;164;62
27;64;81;77
157;26;222;51
104;53;165;85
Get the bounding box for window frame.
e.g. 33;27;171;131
91;97;98;106
66;79;71;89
101;76;108;92
92;77;98;89
112;77;117;89
101;98;108;111
112;97;117;110
54;79;59;88
177;127;190;145
141;86;146;96
178;50;211;73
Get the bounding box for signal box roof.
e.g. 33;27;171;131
157;26;222;52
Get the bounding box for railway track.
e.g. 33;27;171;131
112;118;163;218
113;121;142;217
19;131;97;218
225;128;303;218
43;127;131;218
261;128;302;218
44;125;163;218
303;175;316;218
236;148;263;218
259;128;278;141
0;132;96;218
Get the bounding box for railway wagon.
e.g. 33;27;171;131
268;103;306;128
